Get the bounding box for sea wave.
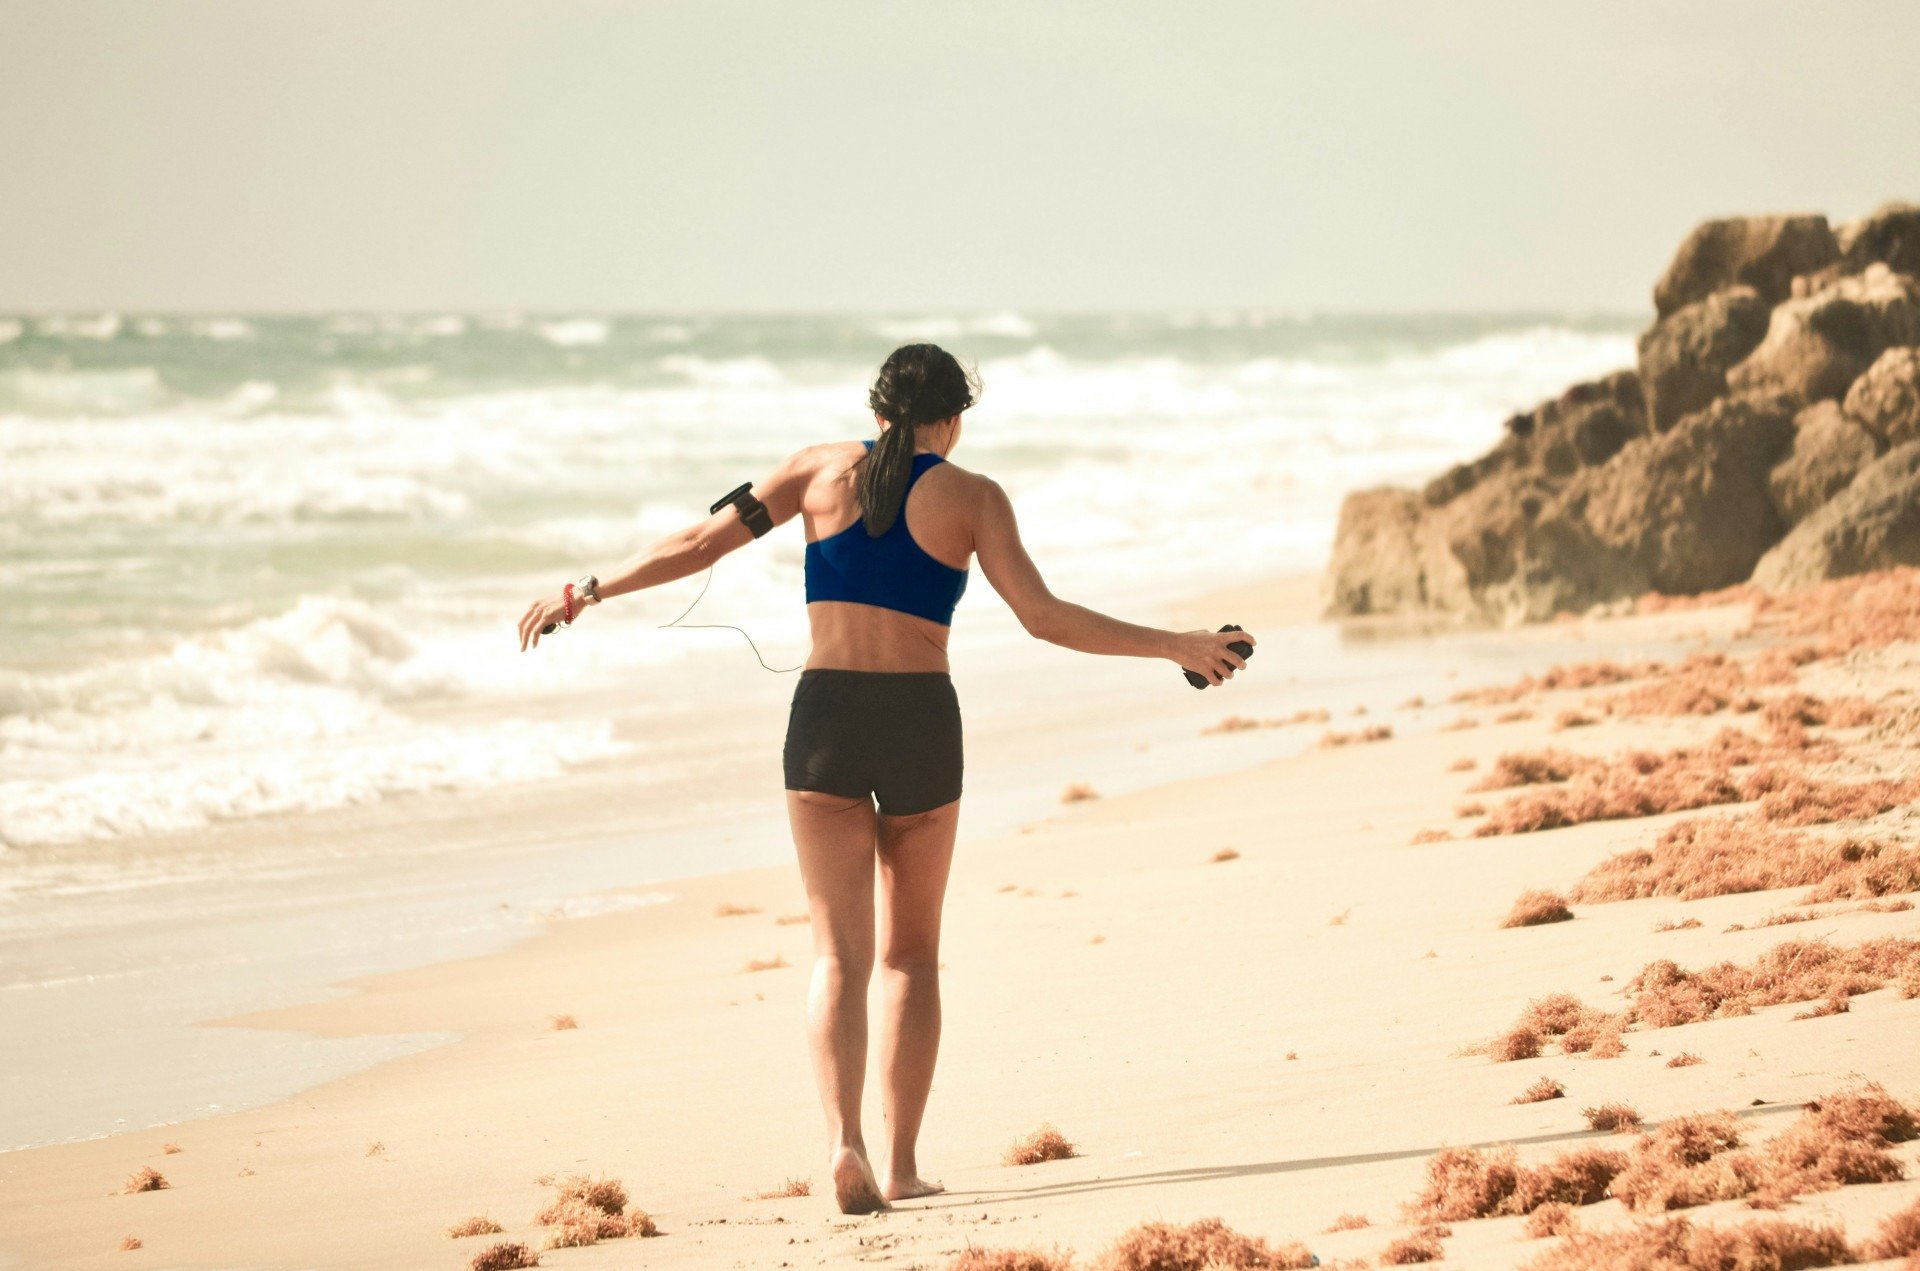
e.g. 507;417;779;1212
191;317;255;342
0;716;628;848
34;313;122;341
0;311;1644;848
1;409;482;524
0;367;166;415
656;353;788;388
540;318;610;347
0;594;643;848
0;595;462;731
871;310;1039;342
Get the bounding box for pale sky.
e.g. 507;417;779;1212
3;0;1916;314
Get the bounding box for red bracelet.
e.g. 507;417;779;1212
563;582;575;625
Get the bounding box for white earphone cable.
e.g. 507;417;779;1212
658;565;802;674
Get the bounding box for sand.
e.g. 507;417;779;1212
4;571;1918;1270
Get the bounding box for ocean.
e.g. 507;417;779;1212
0;309;1639;858
2;307;1675;1149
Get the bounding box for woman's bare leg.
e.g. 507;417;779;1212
786;789;887;1214
873;797;960;1200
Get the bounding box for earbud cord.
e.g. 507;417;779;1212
658;564;802;674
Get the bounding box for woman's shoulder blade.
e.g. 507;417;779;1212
799;440;870;477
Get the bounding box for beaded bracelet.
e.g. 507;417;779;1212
562;582;575;626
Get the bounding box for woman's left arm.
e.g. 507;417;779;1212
518;446;819;650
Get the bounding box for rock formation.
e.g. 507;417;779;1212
1326;202;1920;622
1636;285;1770;432
1767;401;1877;527
1844;346;1920;448
1752;442;1920;589
1726;264;1920;405
1652;215;1836;317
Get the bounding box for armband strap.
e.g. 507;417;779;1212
738;496;772;538
711;482;774;539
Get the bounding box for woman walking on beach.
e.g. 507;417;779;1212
519;343;1254;1213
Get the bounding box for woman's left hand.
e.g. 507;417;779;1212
518;590;581;651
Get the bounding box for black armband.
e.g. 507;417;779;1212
711;482;773;538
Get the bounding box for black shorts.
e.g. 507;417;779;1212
782;669;963;816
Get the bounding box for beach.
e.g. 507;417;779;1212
0;307;1648;1156
5;566;1916;1269
9;5;1919;1266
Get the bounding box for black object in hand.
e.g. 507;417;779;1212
1185;623;1253;689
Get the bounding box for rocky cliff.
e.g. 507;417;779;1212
1325;203;1920;623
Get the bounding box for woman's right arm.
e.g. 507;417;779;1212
971;478;1254;686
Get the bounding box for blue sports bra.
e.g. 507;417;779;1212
804;440;969;626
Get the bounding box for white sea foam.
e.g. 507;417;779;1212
0;319;22;345
0;314;1640;855
222;380;280;415
871;310;1038;341
1;367;165;414
3;597;454;737
0;717;628;848
540;317;610;347
530;890;677;923
0;595;641;847
35;313;122;340
1;409;478;524
656;353;787;388
193;318;255;342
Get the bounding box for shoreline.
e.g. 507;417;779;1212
1;569;1335;1155
6;568;1917;1269
0;568;1766;1167
0;565;1733;1157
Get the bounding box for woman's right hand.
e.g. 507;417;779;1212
1171;627;1256;686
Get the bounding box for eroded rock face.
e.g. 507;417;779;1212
1422;434;1529;509
1515;371;1646;477
1467;500;1648;626
1429;470;1560;600
1752;441;1920;589
1842;346;1920;448
1636;286;1771;431
1323;207;1920;622
1421;374;1644;508
1767;401;1880;527
1837;201;1920;277
1327;394;1790;621
1653;215;1837;317
1568;394;1794;595
1323;487;1431;616
1726;265;1920;405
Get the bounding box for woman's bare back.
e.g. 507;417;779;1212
800;440;982;674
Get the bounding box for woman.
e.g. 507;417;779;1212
518;343;1255;1214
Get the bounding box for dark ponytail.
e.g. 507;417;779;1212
859;343;980;537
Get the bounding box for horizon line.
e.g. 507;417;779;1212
0;303;1652;322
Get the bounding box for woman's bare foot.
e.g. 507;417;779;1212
881;1173;946;1201
830;1145;888;1215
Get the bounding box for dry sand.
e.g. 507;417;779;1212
4;572;1919;1270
